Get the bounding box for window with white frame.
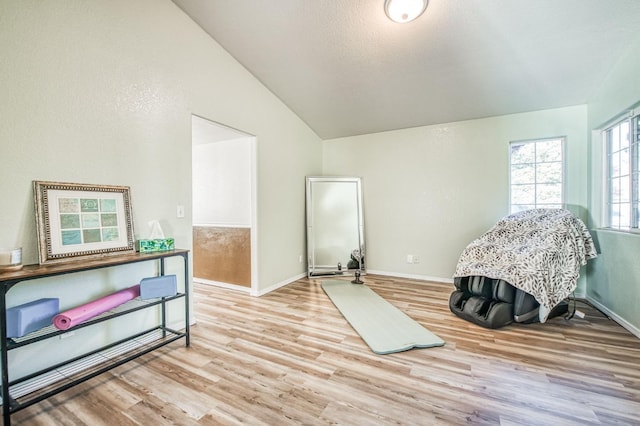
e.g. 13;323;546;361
603;111;640;230
509;137;564;213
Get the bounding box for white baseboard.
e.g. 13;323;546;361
168;318;196;330
585;296;640;339
194;273;308;297
193;277;251;294
253;272;307;296
366;270;454;285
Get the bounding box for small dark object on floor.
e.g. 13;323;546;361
351;270;364;284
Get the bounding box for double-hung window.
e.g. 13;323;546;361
509;137;565;213
603;110;640;230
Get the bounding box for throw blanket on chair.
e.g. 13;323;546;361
454;209;597;322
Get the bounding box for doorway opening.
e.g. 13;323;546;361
191;115;257;293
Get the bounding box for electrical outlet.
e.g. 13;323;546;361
406;254;414;263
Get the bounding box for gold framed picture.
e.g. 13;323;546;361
33;181;135;264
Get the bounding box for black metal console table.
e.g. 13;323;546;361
0;249;190;425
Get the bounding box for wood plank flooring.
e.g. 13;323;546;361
11;275;640;425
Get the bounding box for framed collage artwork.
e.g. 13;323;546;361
33;181;135;264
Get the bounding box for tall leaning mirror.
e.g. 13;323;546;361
306;176;365;277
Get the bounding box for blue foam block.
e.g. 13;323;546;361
140;275;177;300
6;298;59;338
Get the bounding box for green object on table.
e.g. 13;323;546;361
137;238;175;253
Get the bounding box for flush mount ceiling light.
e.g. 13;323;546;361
384;0;428;23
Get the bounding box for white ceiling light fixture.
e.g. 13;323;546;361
384;0;428;24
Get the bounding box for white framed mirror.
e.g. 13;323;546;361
306;176;365;277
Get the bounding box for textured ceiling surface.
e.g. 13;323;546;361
172;0;640;139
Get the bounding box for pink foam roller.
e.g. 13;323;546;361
53;285;140;330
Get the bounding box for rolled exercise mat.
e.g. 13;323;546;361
52;285;140;330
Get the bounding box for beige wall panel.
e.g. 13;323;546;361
193;226;251;287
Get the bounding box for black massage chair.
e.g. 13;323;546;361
449;276;568;329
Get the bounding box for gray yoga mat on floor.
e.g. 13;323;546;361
321;280;445;354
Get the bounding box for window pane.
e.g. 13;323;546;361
611;151;620;177
536;162;562;183
537;183;562;204
510;137;564;213
536;139;562;162
511;164;535;184
611;177;621;202
510;142;535;164
611;126;620;152
620;121;630;149
620;177;630;202
512;204;535;213
512;184;535;204
620;148;630;176
620;202;631;228
611;203;620;228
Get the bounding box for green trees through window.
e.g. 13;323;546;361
509;137;564;213
604;113;640;230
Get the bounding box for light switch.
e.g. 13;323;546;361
176;205;185;218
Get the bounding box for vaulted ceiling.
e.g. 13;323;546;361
172;0;640;139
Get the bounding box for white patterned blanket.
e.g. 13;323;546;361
454;209;597;322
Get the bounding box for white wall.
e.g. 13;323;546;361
0;0;322;378
323;105;589;285
193;137;252;226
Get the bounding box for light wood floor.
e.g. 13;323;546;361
12;275;640;425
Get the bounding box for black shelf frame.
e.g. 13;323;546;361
0;249;190;425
